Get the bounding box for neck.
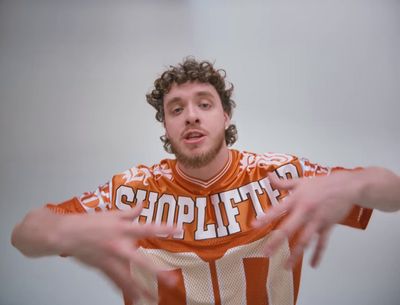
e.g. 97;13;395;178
177;147;230;181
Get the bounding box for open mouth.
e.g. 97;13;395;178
183;130;206;144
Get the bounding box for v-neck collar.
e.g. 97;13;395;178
174;150;233;189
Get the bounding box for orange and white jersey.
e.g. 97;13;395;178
46;150;372;305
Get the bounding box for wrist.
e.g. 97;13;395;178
48;212;79;256
334;170;367;205
350;170;369;204
348;167;382;208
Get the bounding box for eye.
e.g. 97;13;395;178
199;101;211;109
172;106;183;115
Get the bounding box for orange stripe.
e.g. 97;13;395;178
243;257;269;305
158;269;186;305
209;261;222;305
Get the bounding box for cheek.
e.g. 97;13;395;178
164;119;178;138
212;113;228;129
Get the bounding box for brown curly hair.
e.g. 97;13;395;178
146;57;238;153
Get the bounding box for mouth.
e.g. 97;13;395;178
182;130;206;144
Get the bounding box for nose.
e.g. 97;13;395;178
185;104;200;125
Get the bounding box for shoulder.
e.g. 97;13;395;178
236;150;299;171
234;150;334;180
231;150;313;180
113;158;175;187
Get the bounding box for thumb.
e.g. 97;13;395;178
268;173;297;190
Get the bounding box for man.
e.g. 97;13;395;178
11;58;398;305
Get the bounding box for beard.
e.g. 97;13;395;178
169;129;225;169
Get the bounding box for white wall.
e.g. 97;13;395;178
1;0;399;304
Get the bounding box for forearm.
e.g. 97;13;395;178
11;207;67;257
352;167;400;212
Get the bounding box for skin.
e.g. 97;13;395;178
11;205;180;302
253;168;400;269
11;81;231;302
163;81;231;180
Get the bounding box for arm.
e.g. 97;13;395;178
351;167;400;212
11;207;71;257
253;167;400;268
11;205;178;302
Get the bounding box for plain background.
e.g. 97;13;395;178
1;0;399;304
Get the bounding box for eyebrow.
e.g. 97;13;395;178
165;96;182;107
195;91;215;99
165;91;215;106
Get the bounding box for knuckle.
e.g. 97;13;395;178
298;237;309;248
278;226;291;236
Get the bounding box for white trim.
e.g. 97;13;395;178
175;151;232;188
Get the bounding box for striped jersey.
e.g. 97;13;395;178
47;149;372;305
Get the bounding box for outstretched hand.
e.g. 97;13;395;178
253;172;357;269
58;205;179;302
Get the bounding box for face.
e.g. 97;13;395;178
163;81;230;168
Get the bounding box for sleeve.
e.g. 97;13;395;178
299;158;373;230
45;181;112;214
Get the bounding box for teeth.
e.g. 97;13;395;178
187;132;202;139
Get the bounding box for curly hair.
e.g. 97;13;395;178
146;57;238;153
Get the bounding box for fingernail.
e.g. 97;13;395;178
164;274;178;287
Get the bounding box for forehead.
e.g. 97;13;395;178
163;82;220;105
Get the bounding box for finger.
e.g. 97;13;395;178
263;210;308;256
130;252;178;287
310;227;332;268
263;229;287;257
128;223;181;238
285;222;320;269
268;173;298;191
252;202;289;228
118;203;144;220
101;258;156;302
108;242;171;286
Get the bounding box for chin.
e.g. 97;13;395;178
170;134;225;169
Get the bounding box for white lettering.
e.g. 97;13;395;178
219;189;241;234
136;191;157;224
259;177;280;207
195;197;217;240
115;186;135;211
238;182;265;219
174;196;195;239
210;194;228;237
154;194;176;237
276;164;299;180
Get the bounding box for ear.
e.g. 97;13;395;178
224;112;231;130
164;124;169;139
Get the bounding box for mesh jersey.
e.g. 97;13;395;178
47;150;372;305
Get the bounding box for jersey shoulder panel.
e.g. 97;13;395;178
112;158;175;189
299;157;332;177
45;181;112;214
46;197;86;214
237;150;302;179
239;151;297;170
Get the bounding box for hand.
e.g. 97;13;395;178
253;172;357;269
57;205;179;302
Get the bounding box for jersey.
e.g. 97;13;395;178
46;150;372;305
